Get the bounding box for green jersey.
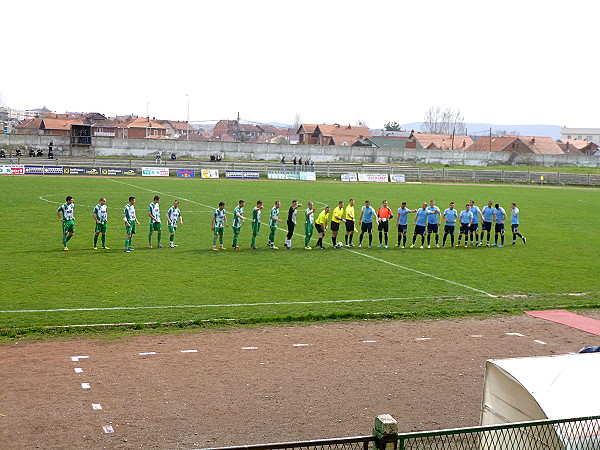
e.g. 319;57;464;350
167;206;181;225
305;208;315;226
233;206;244;228
148;202;161;223
123;204;136;222
57;202;74;221
92;204;107;222
269;207;279;227
213;208;226;228
252;207;261;223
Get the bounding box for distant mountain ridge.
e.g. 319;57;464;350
401;122;562;140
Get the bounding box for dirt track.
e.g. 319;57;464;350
1;313;598;449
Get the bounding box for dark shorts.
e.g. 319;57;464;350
331;221;340;232
397;224;407;234
470;223;479;233
511;224;519;233
427;223;438;234
361;222;373;233
482;221;492;232
444;225;455;234
414;225;426;236
315;223;324;234
460;223;470;235
378;220;389;232
345;220;355;232
495;223;505;234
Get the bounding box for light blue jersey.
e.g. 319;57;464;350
470;205;480;224
443;208;458;225
426;206;441;224
481;205;495;222
415;209;428;226
361;205;376;223
494;207;506;223
511;207;519;225
460;210;473;224
397;207;412;226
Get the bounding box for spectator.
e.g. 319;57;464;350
216;154;222;162
0;150;5;158
280;156;286;171
15;149;22;157
48;141;53;157
298;157;302;167
293;157;297;171
29;149;35;157
36;149;43;157
170;152;177;161
210;154;215;161
155;152;162;164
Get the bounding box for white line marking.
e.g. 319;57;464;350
92;404;102;410
102;425;114;434
469;335;482;338
138;352;157;356
81;383;91;389
292;343;309;347
0;295;484;313
180;350;198;353
533;340;547;345
74;368;83;373
362;340;377;343
242;346;258;350
71;355;89;361
506;332;525;337
415;337;431;341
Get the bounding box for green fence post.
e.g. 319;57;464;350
373;414;398;450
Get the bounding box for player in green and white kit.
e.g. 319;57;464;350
268;200;283;249
250;200;263;250
166;200;183;248
56;196;75;251
92;197;109;250
212;201;228;250
231;200;248;250
123;196;140;252
147;195;163;248
304;202;316;250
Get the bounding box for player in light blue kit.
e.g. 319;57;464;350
426;200;441;248
457;204;473;247
480;200;495;246
510;202;526;245
469;200;482;246
442;202;458;248
492;203;506;247
358;200;377;248
396;202;416;248
410;202;428;249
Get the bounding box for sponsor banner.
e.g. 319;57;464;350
142;167;170;177
63;166;100;176
100;167;129;176
201;169;219;179
341;173;358;182
357;173;389;183
43;165;63;175
25;165;44;175
0;164;25;175
390;174;406;183
225;170;260;179
268;171;299;180
122;168;138;176
298;171;316;181
177;169;196;178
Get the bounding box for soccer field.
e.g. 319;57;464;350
1;176;599;335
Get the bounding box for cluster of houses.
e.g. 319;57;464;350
3;109;600;156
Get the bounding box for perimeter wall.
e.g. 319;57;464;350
1;134;598;168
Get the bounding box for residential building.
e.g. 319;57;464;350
561;127;600;143
114;117;167;139
298;124;370;146
408;132;473;150
296;124;319;144
157;120;195;139
466;136;564;155
352;136;409;149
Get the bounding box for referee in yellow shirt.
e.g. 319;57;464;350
331;201;345;248
344;198;356;247
315;205;330;249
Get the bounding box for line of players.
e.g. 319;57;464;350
210;198;526;251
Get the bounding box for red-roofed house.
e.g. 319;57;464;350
115;117;167;139
408;132;473;150
466;136;564;155
301;124;371;146
297;124;318;144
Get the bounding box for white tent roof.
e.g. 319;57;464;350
482;353;600;424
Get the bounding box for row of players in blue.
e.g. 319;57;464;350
363;199;526;249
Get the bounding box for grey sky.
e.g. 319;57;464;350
2;0;598;127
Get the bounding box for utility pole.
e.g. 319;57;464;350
489;127;492;152
186;94;190;141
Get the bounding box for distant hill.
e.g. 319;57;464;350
401;122;562;140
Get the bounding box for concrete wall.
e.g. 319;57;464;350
1;133;599;168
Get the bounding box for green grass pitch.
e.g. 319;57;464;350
1;175;599;336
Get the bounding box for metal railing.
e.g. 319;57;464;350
200;435;375;450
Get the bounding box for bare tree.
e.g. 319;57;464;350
292;113;301;131
422;106;466;135
270;135;289;145
356;119;369;128
0;91;5;108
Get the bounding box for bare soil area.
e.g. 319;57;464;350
1;314;598;449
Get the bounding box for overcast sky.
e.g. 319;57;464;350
2;0;599;128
